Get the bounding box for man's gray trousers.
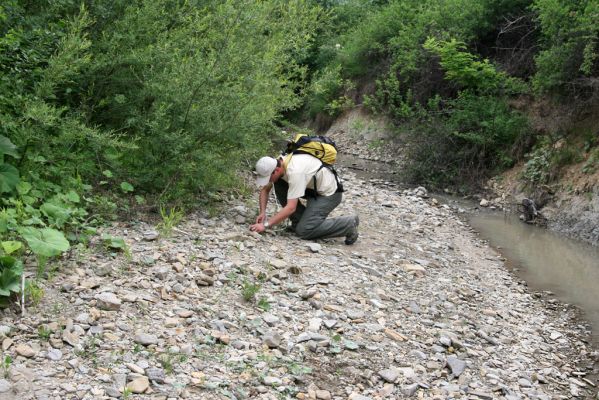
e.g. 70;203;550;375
274;180;354;240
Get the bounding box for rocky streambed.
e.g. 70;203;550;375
0;171;597;400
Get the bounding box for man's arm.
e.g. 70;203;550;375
250;197;298;233
268;198;298;226
255;183;272;224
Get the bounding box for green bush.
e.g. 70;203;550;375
402;94;530;187
81;0;323;200
532;0;599;94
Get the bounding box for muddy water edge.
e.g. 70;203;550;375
339;153;599;380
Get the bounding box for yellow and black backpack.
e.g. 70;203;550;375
282;133;343;195
284;133;338;165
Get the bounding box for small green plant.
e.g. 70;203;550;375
241;279;260;302
122;387;133;399
76;336;99;364
51;301;65;315
101;234;131;260
37;325;52;340
157;205;184;237
522;147;551;185
257;297;271;311
0;253;24;306
158;351;187;374
159;354;173;374
289;362;312;376
582;148;599;174
26;281;45;306
2;355;11;378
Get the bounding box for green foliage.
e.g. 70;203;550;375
522;140;585;185
101;234;127;251
241;279;260;302
37;324;52;340
84;0;324;200
582;148;599;174
522;146;552;184
424;38;527;94
0;256;23;301
1;355;11;378
402;94;530;187
157;206;184;237
122;388;133;400
532;0;599;93
257;297;271;311
20;228;70;257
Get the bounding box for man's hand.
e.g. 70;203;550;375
255;213;266;224
249;223;266;233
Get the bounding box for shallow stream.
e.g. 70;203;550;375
340;154;599;343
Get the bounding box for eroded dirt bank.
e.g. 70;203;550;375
0;170;596;400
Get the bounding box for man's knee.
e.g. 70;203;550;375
294;223;314;239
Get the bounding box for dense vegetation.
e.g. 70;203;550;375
0;0;598;303
304;0;598;187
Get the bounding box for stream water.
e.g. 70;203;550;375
468;211;599;343
340;154;599;343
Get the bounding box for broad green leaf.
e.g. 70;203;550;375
1;241;22;255
0;136;19;158
0;257;23;296
101;234;126;250
65;190;80;203
0;164;20;193
16;181;32;195
135;195;146;205
120;182;134;193
20;227;70;257
0;256;17;269
40;203;70;228
21;195;36;205
102;170;113;178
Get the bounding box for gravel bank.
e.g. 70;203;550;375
0;172;596;400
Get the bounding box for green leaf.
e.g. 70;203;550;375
0;164;20;193
101;234;126;250
102;170;113;178
40;203;70;228
0;256;22;296
0;256;17;269
16;181;32;195
0;136;19;159
135;195;146;205
20;227;70;257
1;241;22;255
65;190;80;203
120;182;134;193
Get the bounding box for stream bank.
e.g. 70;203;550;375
0;167;596;399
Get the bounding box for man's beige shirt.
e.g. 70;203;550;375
282;154;337;199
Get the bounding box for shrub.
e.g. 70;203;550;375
532;0;599;94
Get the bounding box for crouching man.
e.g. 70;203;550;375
249;154;359;245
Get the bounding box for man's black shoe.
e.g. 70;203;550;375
345;215;359;245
